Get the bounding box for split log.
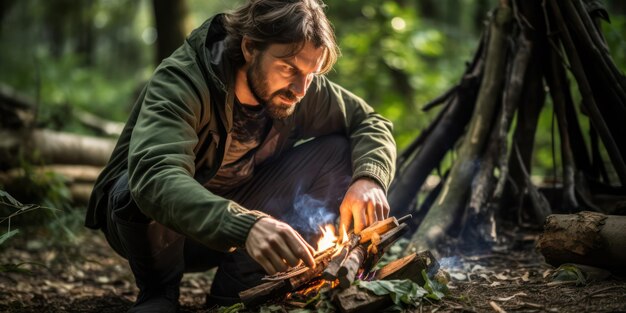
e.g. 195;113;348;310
374;250;439;285
537;211;626;274
0;129;115;169
361;223;409;274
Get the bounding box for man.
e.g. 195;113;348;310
86;0;396;311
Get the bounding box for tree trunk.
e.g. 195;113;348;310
152;0;190;64
408;4;512;252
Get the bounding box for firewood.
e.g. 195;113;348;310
361;223;409;274
322;245;348;281
334;285;391;313
239;280;288;308
537;211;626;274
240;247;336;308
374;250;439;285
336;245;366;289
358;217;399;243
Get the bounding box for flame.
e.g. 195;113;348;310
316;224;337;252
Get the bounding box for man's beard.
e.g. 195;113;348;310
246;57;299;120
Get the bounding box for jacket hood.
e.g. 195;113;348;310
186;14;236;131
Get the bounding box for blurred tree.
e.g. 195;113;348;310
152;0;191;64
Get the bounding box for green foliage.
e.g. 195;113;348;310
218;303;244;313
326;1;478;150
358;279;427;306
0;229;19;246
421;269;448;300
551;264;587;286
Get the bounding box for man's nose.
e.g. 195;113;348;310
289;74;308;98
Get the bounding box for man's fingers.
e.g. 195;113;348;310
283;230;315;268
266;248;288;273
273;238;300;267
258;256;277;275
353;206;367;234
340;204;353;236
367;202;376;226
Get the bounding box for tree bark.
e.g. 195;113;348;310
408;5;512;252
549;0;626;185
545;49;579;211
537;211;626;274
388;34;485;221
152;0;190;64
0;129;115;170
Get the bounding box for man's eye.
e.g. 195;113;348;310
283;66;297;74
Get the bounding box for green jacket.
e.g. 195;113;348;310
85;14;396;252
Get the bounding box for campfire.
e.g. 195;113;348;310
239;214;441;309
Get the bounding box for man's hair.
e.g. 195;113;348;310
223;0;340;74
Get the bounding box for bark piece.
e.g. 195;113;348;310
0;129;115;170
408;4;513;252
374;250;439;285
334;286;391;313
537;211;626;273
337;245;366;289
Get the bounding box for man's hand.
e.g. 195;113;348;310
245;217;316;274
339;178;390;234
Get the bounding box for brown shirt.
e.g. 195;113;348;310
206;100;271;193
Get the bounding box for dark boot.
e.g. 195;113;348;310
107;173;185;313
114;214;185;313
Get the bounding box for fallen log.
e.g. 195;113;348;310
536;211;626;274
0;165;102;184
0;129;115;169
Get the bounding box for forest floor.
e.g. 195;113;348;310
1;225;625;313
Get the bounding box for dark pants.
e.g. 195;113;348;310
102;135;352;305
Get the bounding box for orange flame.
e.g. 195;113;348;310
316;224;337;252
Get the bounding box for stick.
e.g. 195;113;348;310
337;245;366;289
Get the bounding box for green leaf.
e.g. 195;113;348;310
218;303;244;313
259;304;284;313
357;279;427;306
0;229;19;246
421;269;449;300
0;261;47;274
552;264;587;286
0;190;24;207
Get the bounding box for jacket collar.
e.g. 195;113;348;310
187;14;235;132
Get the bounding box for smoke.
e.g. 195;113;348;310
439;256;462;270
278;184;340;244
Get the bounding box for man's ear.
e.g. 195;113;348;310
241;36;255;63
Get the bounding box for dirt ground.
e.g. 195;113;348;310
1;227;625;313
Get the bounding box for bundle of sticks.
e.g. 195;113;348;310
239;214;418;307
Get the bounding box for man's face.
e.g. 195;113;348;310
246;41;326;119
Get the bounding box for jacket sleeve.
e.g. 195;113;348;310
127;60;267;252
295;76;396;192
